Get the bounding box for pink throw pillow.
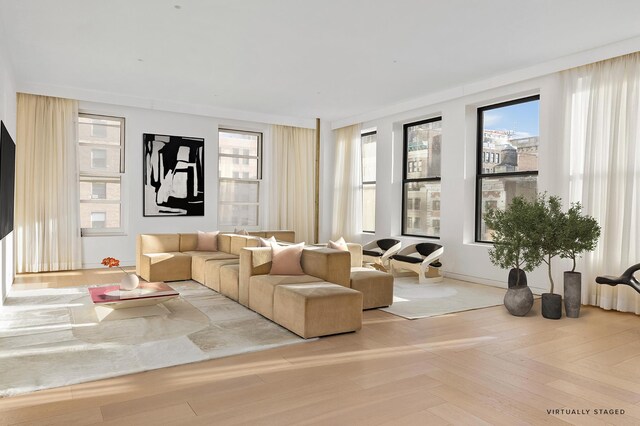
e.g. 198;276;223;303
328;237;348;251
270;243;305;275
196;231;219;251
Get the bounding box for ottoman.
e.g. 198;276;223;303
350;268;394;309
273;283;363;339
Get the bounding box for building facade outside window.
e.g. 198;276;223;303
78;113;125;235
218;129;262;227
476;95;540;242
361;131;376;233
402;117;442;238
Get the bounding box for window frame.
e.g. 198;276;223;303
78;113;125;237
475;95;540;243
402;116;442;239
218;128;263;228
361;130;377;234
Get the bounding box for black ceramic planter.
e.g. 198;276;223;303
564;271;582;318
542;293;562;319
508;268;528;289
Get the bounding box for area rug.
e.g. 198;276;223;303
380;277;507;319
0;281;308;397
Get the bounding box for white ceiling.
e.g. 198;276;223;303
2;0;640;123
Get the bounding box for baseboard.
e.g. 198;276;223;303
444;271;546;295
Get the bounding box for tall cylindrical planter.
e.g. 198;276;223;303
564;271;582;318
541;293;562;319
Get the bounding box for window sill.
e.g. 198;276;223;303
81;231;127;238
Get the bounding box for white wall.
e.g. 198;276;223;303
0;39;17;304
79;101;273;268
327;74;572;294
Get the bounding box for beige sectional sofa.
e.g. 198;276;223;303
135;231;391;338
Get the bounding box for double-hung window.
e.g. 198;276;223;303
476;95;539;242
78;114;125;235
402;117;442;237
218;129;262;227
361;131;376;233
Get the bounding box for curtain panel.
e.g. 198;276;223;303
562;52;640;314
331;124;362;242
268;125;316;244
15;93;81;272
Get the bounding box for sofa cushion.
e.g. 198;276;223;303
218;234;232;253
178;233;198;252
196;231;219;251
204;258;240;291
230;235;260;255
248;274;322;319
139;252;191;282
270;243;305;275
140;234;180;253
220;264;241;301
190;252;237;284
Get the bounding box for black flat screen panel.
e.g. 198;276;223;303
0;120;16;240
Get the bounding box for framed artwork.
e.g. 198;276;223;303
143;133;204;216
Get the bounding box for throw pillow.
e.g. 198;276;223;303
234;228;250;236
260;236;277;247
196;231;219;251
270;242;305;275
327;237;348;251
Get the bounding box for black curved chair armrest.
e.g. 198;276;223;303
596;263;640;294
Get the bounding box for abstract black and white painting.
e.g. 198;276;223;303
143;133;204;216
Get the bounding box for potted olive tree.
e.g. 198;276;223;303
528;194;567;319
558;202;601;318
485;196;542;316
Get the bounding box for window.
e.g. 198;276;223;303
91;182;106;199
90;212;106;228
361;131;376;233
476;95;539;242
91;149;107;168
218;129;262;227
403;117;442;237
91;119;108;138
78;114;125;235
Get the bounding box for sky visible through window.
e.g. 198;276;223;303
483;99;539;137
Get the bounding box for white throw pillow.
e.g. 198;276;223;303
260;236;277;247
327;237;348;251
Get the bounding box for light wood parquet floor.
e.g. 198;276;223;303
2;269;640;425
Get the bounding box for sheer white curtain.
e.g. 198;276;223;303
562;53;640;314
15;93;82;272
269;125;316;243
331;124;362;242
